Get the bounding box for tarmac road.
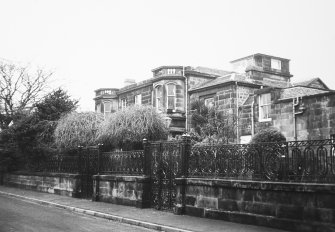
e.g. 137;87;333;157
0;194;154;232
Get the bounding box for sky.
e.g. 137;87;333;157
0;0;334;111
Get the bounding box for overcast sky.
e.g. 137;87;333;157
1;0;334;111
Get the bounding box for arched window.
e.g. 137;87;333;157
167;83;176;110
155;85;163;110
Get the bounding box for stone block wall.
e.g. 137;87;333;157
253;93;335;141
93;175;150;208
3;172;81;197
118;85;153;107
175;178;335;232
299;94;335;140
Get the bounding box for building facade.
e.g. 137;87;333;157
94;53;335;142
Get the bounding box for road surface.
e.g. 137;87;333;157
0;195;154;232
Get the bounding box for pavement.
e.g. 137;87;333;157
0;186;287;232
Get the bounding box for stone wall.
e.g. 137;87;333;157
3;172;81;197
118;85;153;107
93;175;150;208
175;178;335;232
239;92;335;141
297;94;335;140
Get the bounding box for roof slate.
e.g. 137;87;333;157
189;73;257;91
293;78;329;90
279;86;330;100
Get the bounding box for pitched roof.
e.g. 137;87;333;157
189;73;259;92
279;86;331;100
293;78;330;90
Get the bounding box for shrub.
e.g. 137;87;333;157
97;105;169;150
250;127;286;144
54;112;104;151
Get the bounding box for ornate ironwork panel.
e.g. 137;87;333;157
150;141;182;211
188;139;335;183
100;150;144;175
287;139;335;182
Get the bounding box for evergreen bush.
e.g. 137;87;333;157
250;127;286;144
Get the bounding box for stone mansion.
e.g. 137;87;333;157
94;53;335;143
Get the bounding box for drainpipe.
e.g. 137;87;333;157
236;82;239;143
251;97;255;136
183;66;188;132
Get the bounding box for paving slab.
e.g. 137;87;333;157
0;186;287;232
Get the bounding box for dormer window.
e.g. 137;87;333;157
271;59;281;71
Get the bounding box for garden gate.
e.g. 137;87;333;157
148;139;190;211
79;146;99;199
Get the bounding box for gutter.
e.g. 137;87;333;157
236;82;239;143
251;97;255;136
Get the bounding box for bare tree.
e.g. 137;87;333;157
0;61;52;128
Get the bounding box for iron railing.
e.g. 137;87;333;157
100;150;144;175
40;154;80;173
31;139;335;183
188;139;335;183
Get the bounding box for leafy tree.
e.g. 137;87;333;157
34;88;78;121
190;99;237;144
0;88;78;170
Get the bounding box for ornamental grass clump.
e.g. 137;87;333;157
97;105;169;150
54;112;104;151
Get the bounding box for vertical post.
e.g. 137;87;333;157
181;133;191;178
141;138;151;208
78;146;83;174
283;142;289;181
175;133;191;215
143;138;150;176
77;146;83;198
94;144;103;202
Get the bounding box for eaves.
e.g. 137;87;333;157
117;81;153;95
188;80;262;93
276;90;335;103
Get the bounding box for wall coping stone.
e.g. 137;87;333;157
176;178;335;193
8;171;81;178
93;175;150;183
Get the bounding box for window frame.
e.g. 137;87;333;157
96;103;101;113
134;94;142;105
204;97;214;108
166;83;176;110
104;101;112;115
155;85;163;110
259;93;272;122
271;58;282;71
167;68;176;75
120;98;127;109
